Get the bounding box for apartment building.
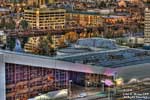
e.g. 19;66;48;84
144;8;150;47
66;11;103;28
27;0;55;6
24;8;66;30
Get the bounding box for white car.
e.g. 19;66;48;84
77;93;87;98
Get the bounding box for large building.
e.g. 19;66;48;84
66;11;103;28
0;47;150;100
144;8;150;48
24;37;39;53
24;8;66;30
0;31;6;48
27;0;55;6
0;8;11;16
0;50;110;100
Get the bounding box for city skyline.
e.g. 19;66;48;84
0;0;150;100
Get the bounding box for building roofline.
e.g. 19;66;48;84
0;50;105;74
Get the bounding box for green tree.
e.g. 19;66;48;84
0;18;6;29
99;1;106;8
20;20;29;30
21;37;29;49
6;18;16;29
36;34;56;56
65;32;78;43
7;37;16;51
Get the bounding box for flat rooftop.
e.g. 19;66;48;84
24;8;66;12
57;48;150;68
67;10;102;16
0;49;150;81
0;50;105;74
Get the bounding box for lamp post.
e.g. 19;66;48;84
85;81;90;90
68;80;72;100
113;72;118;95
101;80;105;93
86;81;90;95
108;86;111;100
104;79;114;100
38;93;42;100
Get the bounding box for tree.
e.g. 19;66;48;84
99;1;106;8
0;18;6;29
57;36;67;48
36;34;56;56
5;18;16;29
20;20;29;30
65;32;78;43
7;37;16;51
22;37;29;48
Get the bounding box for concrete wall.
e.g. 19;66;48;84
0;54;6;100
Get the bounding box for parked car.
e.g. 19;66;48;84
77;92;87;98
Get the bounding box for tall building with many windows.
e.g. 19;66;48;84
27;0;55;6
66;11;103;28
144;8;150;48
24;8;66;30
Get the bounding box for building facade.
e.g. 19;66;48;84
24;8;66;30
27;0;55;6
144;8;150;47
6;63;68;100
0;50;107;100
66;11;103;28
24;35;61;53
24;37;39;53
0;31;6;48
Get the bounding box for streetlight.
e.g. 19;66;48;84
85;81;90;90
68;80;72;100
101;80;105;93
104;79;114;100
85;81;90;95
114;78;124;95
115;78;124;86
113;71;118;95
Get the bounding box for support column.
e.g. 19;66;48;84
0;54;6;100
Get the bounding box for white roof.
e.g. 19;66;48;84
0;50;150;81
0;50;105;74
0;31;4;35
0;8;10;12
76;38;118;49
118;63;150;81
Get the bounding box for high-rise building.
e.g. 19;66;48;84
47;0;55;4
27;0;55;6
7;0;23;3
144;8;150;48
27;0;37;6
24;8;66;30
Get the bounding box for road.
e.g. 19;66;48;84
74;96;108;100
72;80;150;100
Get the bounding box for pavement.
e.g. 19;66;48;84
71;80;150;100
73;95;107;100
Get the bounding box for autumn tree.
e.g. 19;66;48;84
36;34;56;56
65;32;78;43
